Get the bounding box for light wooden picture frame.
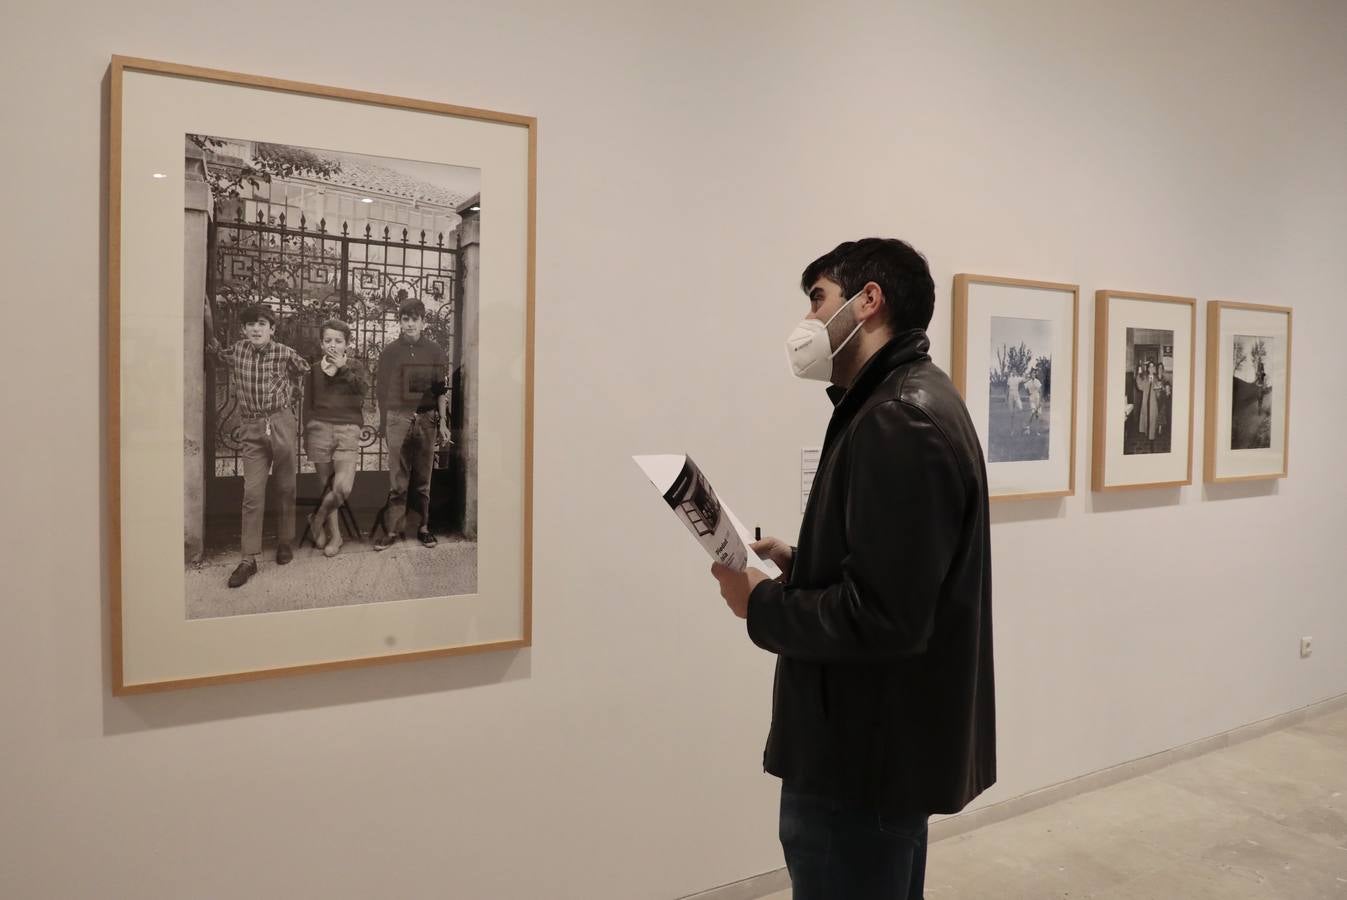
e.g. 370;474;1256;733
1092;290;1197;492
109;56;536;693
952;274;1079;502
1204;301;1292;483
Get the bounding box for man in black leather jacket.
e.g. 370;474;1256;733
712;238;995;900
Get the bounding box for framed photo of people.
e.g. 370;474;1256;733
108;56;536;692
1092;290;1197;491
952;274;1079;501
1204;301;1292;483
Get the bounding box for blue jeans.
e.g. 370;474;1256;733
780;784;928;900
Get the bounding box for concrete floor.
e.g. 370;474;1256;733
763;706;1347;898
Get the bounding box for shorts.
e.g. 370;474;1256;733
305;420;361;464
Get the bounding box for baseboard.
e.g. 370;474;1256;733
683;691;1347;900
677;868;791;900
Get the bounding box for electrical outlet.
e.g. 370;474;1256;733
1300;637;1313;658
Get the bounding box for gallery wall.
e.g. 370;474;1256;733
3;1;1346;898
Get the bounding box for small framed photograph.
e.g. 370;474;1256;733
1092;290;1197;491
109;56;535;692
952;274;1079;501
1204;301;1292;483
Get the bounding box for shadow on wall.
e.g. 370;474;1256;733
1202;479;1280;504
101;645;532;737
990;497;1066;525
1087;486;1183;515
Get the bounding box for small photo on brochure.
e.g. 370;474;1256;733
662;456;744;571
633;454;780;577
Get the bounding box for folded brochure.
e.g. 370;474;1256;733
634;454;782;578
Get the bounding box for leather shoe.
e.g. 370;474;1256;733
228;559;258;588
276;543;293;565
417;528;438;547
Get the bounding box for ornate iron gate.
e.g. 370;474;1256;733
203;209;463;547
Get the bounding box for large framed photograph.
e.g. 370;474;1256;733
1204;301;1292;483
109;57;535;692
1092;290;1197;491
952;274;1079;501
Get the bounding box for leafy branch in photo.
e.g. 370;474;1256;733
189;135;342;202
990;341;1035;386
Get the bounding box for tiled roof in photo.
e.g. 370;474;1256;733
197;138;472;211
322;155;469;210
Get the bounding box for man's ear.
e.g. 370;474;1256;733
856;281;885;323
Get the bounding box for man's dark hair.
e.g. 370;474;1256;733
800;238;935;332
397;298;427;320
319;318;352;342
239;304;277;326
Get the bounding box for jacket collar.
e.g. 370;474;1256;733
826;328;931;412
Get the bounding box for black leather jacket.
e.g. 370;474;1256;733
746;329;996;815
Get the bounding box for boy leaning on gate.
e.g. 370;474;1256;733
374;298;452;550
206;303;310;588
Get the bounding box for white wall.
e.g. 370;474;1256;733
3;1;1346;897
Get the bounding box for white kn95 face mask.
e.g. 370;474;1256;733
785;289;865;382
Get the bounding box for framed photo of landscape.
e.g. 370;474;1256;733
1092;290;1196;492
1204;301;1292;483
108;56;536;692
952;274;1079;502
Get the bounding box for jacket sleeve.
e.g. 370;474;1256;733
746;400;968;663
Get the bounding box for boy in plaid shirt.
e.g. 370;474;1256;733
208;304;310;588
